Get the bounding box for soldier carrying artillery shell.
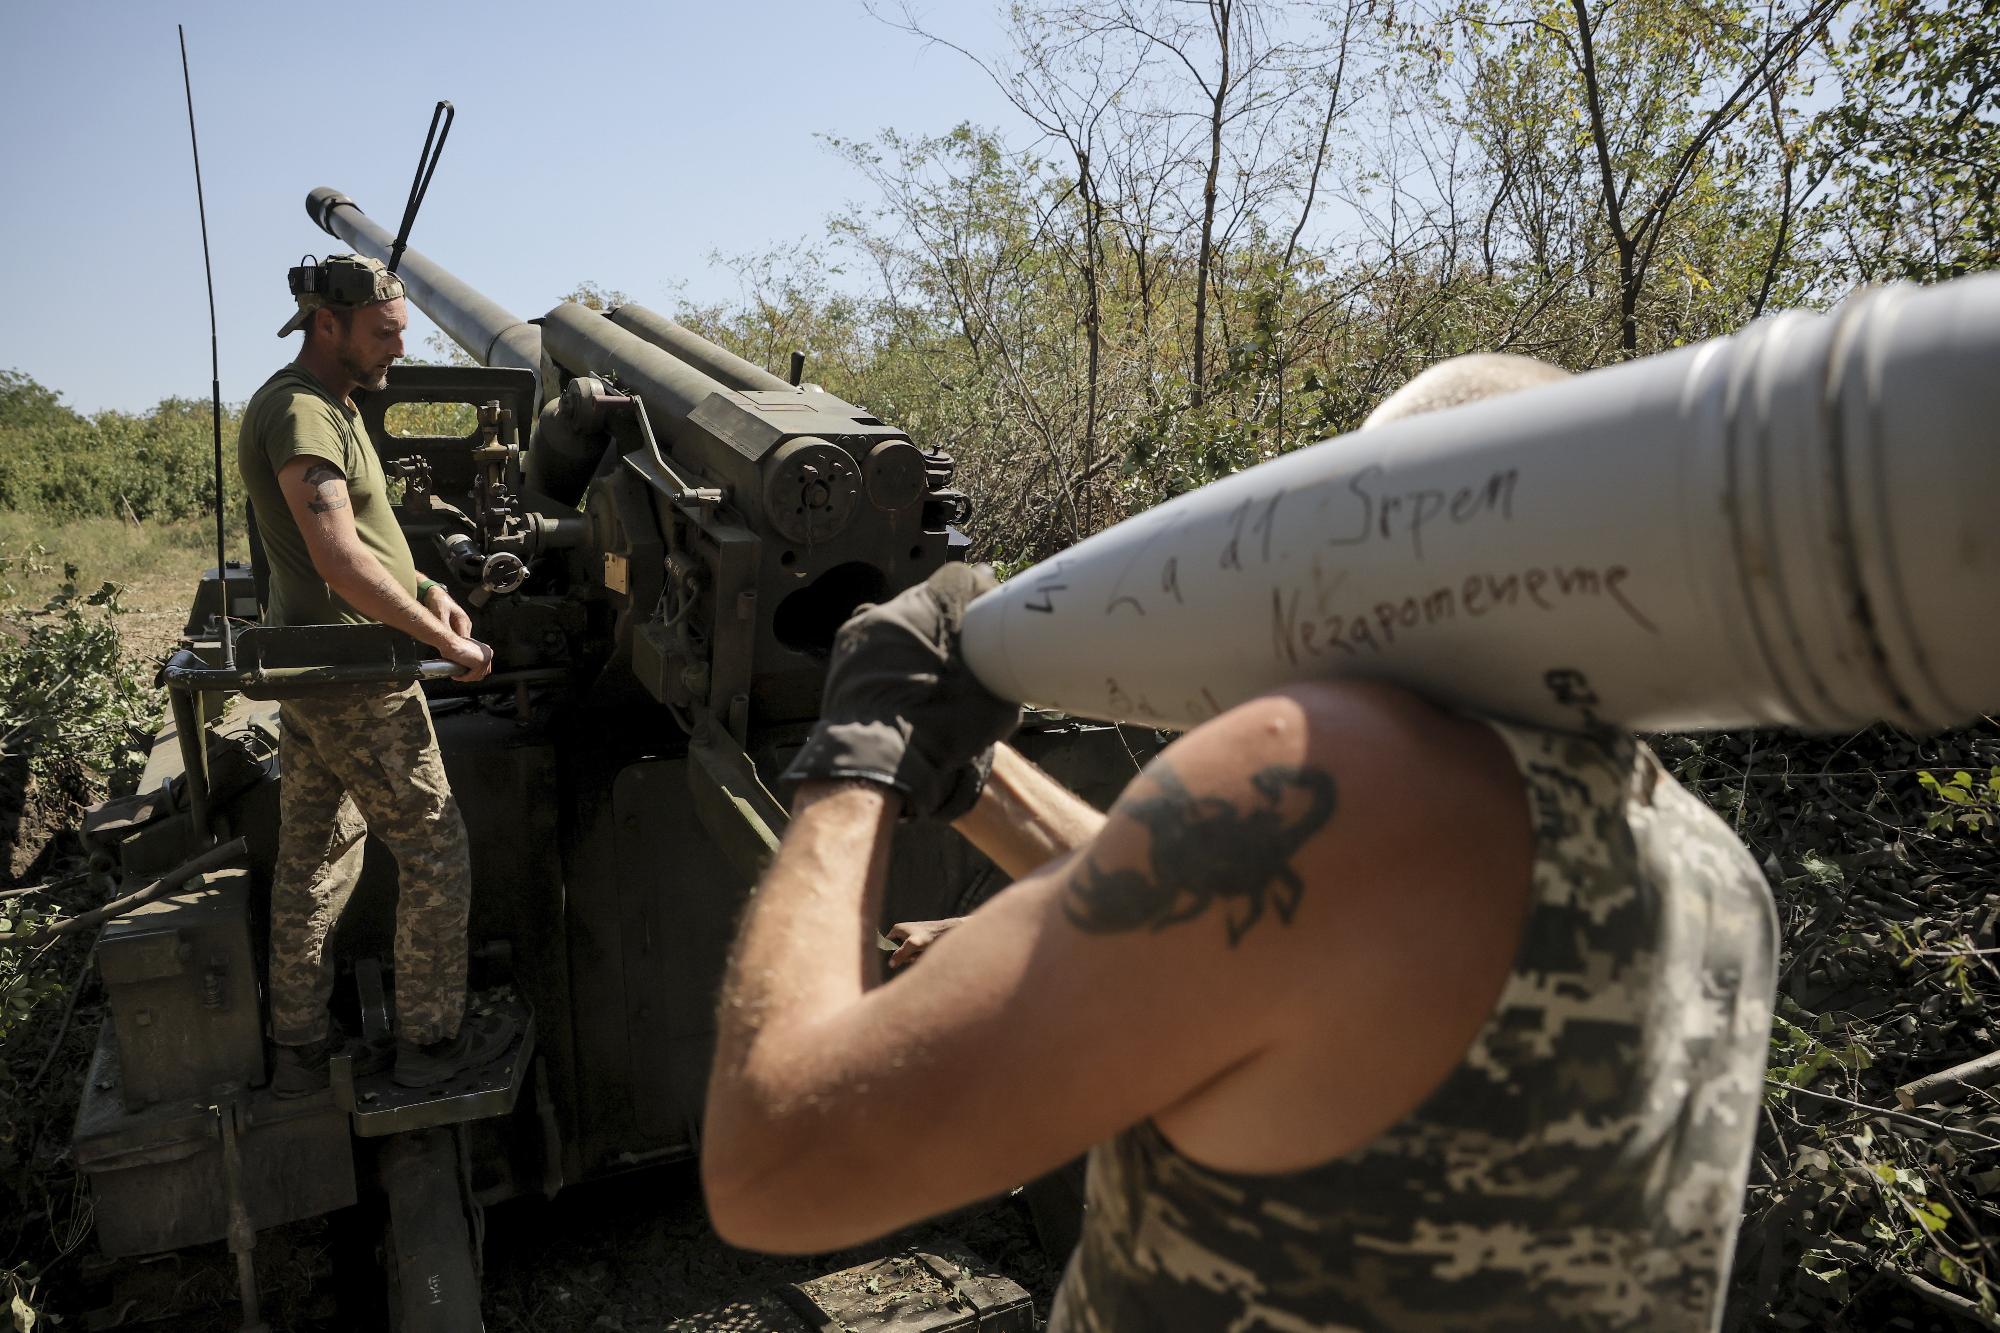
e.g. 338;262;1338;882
700;357;1778;1332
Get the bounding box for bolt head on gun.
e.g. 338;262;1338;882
469;551;528;609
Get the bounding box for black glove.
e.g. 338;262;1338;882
779;562;1022;820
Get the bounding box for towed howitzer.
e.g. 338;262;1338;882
306;184;967;743
67;188;1143;1331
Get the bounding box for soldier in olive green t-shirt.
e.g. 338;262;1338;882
237;359;420;627
241;254;514;1096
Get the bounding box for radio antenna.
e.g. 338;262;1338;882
177;24;232;667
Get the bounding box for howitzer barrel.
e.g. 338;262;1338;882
961;272;2000;736
540;302;734;450
305;187;542;378
609;305;795;393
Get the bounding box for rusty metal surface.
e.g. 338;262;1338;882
783;1244;1035;1331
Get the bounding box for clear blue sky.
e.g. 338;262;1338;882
0;1;1022;413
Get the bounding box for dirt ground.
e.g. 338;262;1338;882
478;1167;1060;1332
0;512;220;665
101;1164;1059;1332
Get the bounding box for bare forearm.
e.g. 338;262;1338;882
721;781;896;1034
707;782;897;1149
952;743;1107;879
316;546;451;648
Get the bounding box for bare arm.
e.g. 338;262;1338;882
704;684;1533;1255
952;743;1108;877
278;457;491;681
705;741;1302;1254
886;746;1113;968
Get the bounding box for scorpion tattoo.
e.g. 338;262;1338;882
1062;760;1338;947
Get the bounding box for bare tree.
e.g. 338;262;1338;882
1059;1;1315;405
1564;0;1841;352
869;2;1158;530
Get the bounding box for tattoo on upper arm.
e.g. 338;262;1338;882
1062;759;1337;946
301;461;349;514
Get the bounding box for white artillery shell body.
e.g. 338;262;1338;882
959;273;2000;735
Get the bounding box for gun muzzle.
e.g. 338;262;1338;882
306;187;542;380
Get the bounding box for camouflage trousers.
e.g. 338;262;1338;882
268;683;471;1047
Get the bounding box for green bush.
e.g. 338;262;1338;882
0;371;243;525
0;571;154;799
0;566;157;1320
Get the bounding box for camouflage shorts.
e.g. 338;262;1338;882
268;683;471;1047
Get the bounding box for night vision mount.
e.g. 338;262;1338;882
286;253;404;307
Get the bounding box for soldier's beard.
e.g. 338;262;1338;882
337;347;392;392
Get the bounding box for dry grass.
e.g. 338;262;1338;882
0;513;237;665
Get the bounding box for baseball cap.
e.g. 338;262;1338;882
278;253;406;337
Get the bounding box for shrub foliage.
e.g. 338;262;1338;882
0;371;243;526
0;570;155;1321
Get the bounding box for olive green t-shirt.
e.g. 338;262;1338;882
236;363;420;627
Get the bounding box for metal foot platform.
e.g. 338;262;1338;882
335;995;536;1137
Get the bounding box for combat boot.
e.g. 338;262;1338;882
272;1033;393;1097
392;1011;518;1089
271;1038;331;1098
